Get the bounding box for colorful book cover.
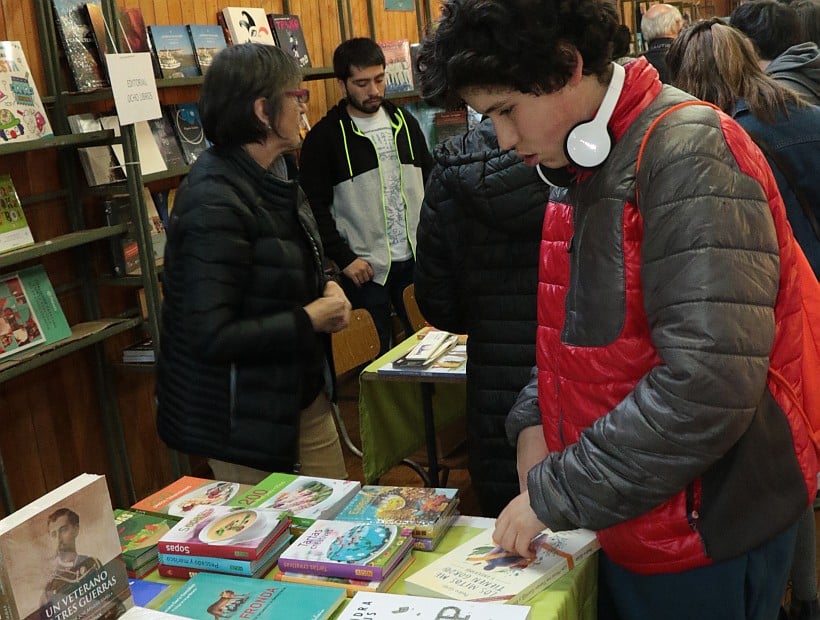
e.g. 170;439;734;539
157;534;290;577
171;103;208;165
186;25;227;74
221;8;277;45
127;579;169;608
267;14;311;68
337;591;533;620
377;39;413;95
132;477;251;518
147;25;199;79
0;473;133;620
335;485;459;540
118;8;150;55
277;520;414;582
0;41;53;143
113;508;174;569
404;527;600;604
159;572;345;620
409;509;459;551
0;265;71;362
231;474;361;530
126;556;158;579
157;504;290;561
148;110;186;169
272;552;414;597
0;175;34;255
51;0;107;91
103;199;140;277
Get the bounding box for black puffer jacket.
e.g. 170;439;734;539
157;146;330;472
414;119;551;516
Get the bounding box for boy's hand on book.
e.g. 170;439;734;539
493;491;547;559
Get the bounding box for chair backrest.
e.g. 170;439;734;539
332;308;381;377
402;283;427;332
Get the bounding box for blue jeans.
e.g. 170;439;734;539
341;259;414;355
597;521;798;620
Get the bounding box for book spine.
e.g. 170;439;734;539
510;560;567;606
157;564;201;580
277;557;386;581
157;534;272;561
157;552;255;575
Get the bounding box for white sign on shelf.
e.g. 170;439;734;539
106;53;161;125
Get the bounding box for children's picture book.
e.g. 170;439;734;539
336;591;533;620
0;265;71;362
114;508;174;572
157;504;290;561
404;526;600;605
277;520;414;581
0;41;53;144
171;103;208;165
0;175;34;255
267;14;311;68
118;8;150;55
147;25;199;79
272;552;414;597
0;473;133;620
132;477;252;518
230;473;361;530
186;25;227;74
67;113;125;186
159;572;345;620
221;7;277;45
157;533;290;578
148;111;186;170
51;0;107;91
334;485;459;549
127;579;170;608
377;39;414;95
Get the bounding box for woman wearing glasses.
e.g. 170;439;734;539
157;43;351;484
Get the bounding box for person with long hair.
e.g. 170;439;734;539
668;20;820;620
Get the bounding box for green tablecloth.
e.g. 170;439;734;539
358;334;467;483
145;521;598;619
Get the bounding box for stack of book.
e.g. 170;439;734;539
334;485;460;550
114;508;178;577
155;504;292;579
275;519;415;595
229;472;361;533
121;338;155;364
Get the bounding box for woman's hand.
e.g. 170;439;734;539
304;281;351;333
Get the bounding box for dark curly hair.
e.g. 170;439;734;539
417;0;619;107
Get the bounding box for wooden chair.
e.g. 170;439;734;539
402;283;427;332
330;308;430;483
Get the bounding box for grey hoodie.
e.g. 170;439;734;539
767;42;820;105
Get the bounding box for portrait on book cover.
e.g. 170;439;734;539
0;275;45;356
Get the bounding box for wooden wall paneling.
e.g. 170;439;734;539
348;0;372;38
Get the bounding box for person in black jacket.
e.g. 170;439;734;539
156;43;351;485
414;118;553;516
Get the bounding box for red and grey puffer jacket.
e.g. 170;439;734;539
528;58;817;575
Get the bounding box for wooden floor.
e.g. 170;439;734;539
335;373;482;517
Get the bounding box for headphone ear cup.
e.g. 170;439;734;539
564;119;613;169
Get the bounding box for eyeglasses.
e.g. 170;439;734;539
285;88;310;104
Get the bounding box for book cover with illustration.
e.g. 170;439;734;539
277;520;413;581
147;25;199;79
221;8;276;45
51;0;107;91
0;41;53;144
157;533;290;578
377;39;413;95
230;474;360;530
0;265;70;362
171;103;208;165
267;14;311;68
186;25;227;74
157;504;290;561
103;189;165;277
336;591;533;620
132;477;252;518
113;509;174;572
148;111;186;170
159;572;344;620
0;473;133;620
404;527;599;604
334;485;459;545
118;8;150;55
0;175;34;255
272;552;413;597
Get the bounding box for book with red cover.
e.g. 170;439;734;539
157;504;290;561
